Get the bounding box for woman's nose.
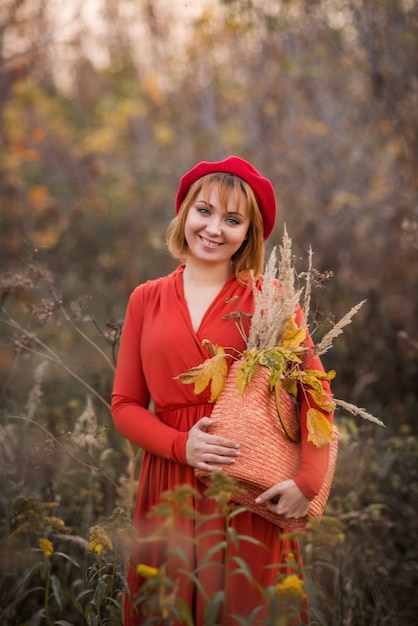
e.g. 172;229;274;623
206;217;222;235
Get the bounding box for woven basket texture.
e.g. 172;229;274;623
195;361;339;531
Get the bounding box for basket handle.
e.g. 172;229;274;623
274;381;301;442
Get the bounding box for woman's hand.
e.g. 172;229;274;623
255;479;310;519
186;417;240;470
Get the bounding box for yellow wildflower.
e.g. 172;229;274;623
89;525;113;554
92;542;104;554
136;563;159;579
43;516;70;533
39;537;54;558
275;574;305;601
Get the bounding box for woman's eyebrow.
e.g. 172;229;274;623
196;199;245;217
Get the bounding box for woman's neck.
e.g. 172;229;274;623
183;259;233;288
182;260;233;333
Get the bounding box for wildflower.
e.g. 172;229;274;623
108;507;130;528
275;574;305;601
91;542;104;555
149;484;201;525
204;470;246;514
136;563;159;579
43;516;70;533
89;525;113;554
107;507;137;547
39;537;54;558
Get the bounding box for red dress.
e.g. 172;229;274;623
111;265;332;625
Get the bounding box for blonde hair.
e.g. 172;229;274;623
166;173;265;280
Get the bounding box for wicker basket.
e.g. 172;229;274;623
195;361;339;531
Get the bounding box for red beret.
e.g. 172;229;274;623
175;156;277;240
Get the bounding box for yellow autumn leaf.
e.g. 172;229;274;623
174;343;228;401
202;339;221;358
274;380;300;442
282;324;307;350
305;368;336;382
202;342;228;401
175;360;212;395
307;388;336;413
235;350;261;394
282;376;298;398
235;362;249;395
175;364;207;386
209;356;228;402
306;408;334;448
193;362;213;396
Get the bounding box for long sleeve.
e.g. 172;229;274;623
111;286;189;464
292;305;334;500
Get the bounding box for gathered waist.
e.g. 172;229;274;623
156;402;214;430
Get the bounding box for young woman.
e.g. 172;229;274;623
111;156;333;625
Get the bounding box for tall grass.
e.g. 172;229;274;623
0;260;415;625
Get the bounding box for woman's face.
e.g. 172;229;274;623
184;184;250;268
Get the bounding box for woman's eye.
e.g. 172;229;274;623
225;217;239;225
197;206;210;215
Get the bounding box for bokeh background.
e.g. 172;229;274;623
0;1;417;624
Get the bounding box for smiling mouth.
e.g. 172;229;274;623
199;236;223;248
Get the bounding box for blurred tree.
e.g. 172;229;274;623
0;0;416;418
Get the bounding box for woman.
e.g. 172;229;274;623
111;156;333;624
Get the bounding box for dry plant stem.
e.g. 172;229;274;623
248;252;278;350
334;399;386;427
40;266;116;372
63;305;116;372
247;228;301;351
302;246;313;323
0;345;22;404
126;449;144;518
314;300;367;357
44;558;53;626
276;226;301;341
8;415;120;489
4;316;111;411
2;296;140;512
222;512;230;625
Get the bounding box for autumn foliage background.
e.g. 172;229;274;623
0;0;417;624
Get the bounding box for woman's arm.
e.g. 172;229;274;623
111;287;189;464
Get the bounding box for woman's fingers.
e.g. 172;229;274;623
256;479;310;519
186;417;240;468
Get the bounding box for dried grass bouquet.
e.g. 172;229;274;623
177;225;384;447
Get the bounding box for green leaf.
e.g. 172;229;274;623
199;540;227;566
204;590;224;625
259;347;286;376
227;525;239;550
176;598;195;626
76;588;94;602
50;574;63;611
54;551;82;569
233;533;265;547
236;350;260;393
29;608;45;626
230;556;255;584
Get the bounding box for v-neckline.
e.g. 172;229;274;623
177;265;234;336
